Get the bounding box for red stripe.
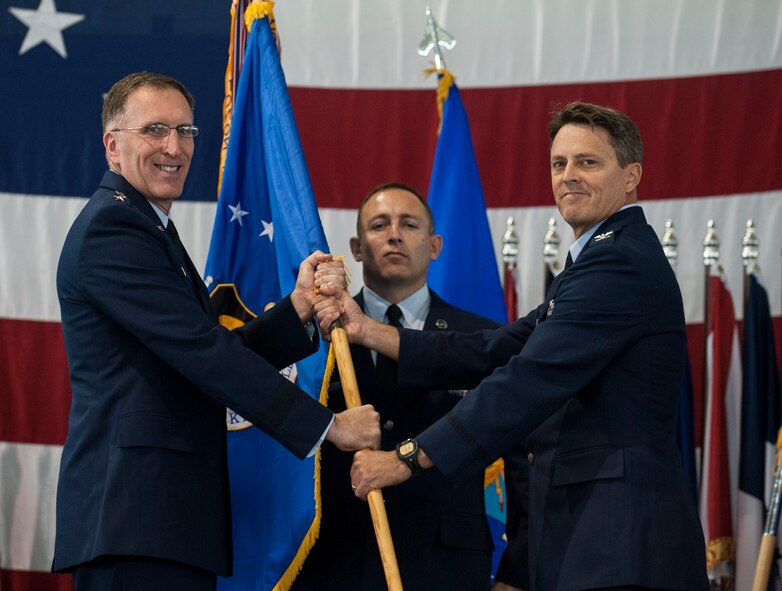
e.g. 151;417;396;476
0;318;70;445
0;569;73;591
290;68;782;209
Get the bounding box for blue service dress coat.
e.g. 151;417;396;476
53;171;333;576
292;290;498;590
399;207;709;591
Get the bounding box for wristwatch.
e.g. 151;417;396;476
395;438;424;476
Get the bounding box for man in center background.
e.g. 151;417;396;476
293;183;509;590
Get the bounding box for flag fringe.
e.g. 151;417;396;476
218;0;240;196
271;343;335;591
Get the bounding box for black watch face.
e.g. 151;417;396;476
399;441;415;457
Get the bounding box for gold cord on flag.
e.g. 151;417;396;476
423;66;455;134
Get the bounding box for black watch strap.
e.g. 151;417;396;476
396;438;423;476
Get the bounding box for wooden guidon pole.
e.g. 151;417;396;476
752;428;782;591
330;321;404;591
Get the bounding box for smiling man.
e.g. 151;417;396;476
321;103;710;591
102;78;195;211
53;72;380;591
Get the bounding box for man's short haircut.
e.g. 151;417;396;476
102;72;195;132
548;101;643;167
356;182;435;236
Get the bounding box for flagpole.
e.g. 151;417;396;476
700;219;720;488
330;322;404;591
752;428;782;590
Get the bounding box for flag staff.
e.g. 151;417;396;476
700;219;720;487
330;322;404;591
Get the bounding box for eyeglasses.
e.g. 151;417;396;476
111;123;199;138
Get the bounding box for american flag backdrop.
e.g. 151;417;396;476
1;1;781;589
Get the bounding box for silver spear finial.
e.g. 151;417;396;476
741;218;759;273
703;219;720;267
661;218;678;270
502;216;519;268
417;6;456;71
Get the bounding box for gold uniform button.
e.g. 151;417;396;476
527;452;534;465
383;420;394;431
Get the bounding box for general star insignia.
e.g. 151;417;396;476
594;231;614;242
114;192;127;202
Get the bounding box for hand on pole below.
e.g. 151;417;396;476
350;449;411;500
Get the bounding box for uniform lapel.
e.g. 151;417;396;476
99;171;213;315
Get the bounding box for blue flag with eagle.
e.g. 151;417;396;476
204;4;329;589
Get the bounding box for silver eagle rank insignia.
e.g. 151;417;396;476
594;230;614;242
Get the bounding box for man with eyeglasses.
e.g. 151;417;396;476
52;72;380;590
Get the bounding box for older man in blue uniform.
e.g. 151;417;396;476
53;72;379;590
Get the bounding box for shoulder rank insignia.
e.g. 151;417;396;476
113;191;127;202
594;230;614;242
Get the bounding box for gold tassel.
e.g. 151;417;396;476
244;0;275;32
423;66;455;135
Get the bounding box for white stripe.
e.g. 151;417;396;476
275;0;782;89
2;190;781;324
0;442;62;571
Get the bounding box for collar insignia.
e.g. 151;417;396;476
594;230;614;242
435;319;448;329
546;298;555;316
